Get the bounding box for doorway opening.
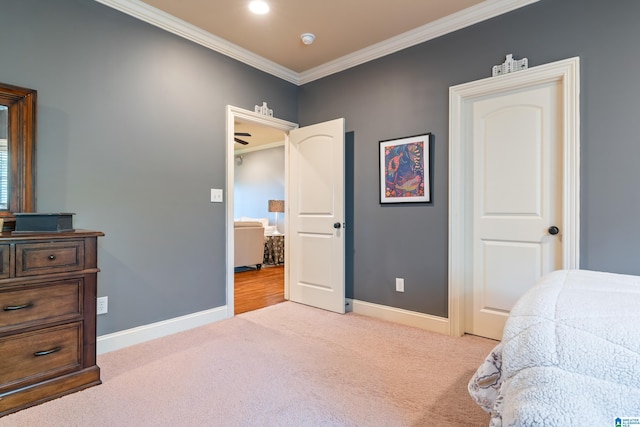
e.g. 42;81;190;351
225;106;298;317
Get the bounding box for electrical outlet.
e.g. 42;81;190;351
97;296;108;315
395;278;404;292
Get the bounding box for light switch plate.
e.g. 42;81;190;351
211;189;223;203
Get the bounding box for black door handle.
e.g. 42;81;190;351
333;222;341;229
548;226;559;235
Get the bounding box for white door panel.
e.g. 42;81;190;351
296;233;334;292
482;240;541;310
469;82;562;339
289;118;345;314
482;106;542;215
297;137;334;215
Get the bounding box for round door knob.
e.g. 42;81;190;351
548;226;560;235
333;222;341;229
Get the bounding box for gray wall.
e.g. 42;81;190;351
2;0;640;333
0;0;297;335
234;146;285;230
299;0;640;317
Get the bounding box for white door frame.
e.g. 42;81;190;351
225;105;298;317
448;57;580;337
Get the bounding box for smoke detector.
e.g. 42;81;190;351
300;33;316;45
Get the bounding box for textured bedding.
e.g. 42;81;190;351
469;269;640;426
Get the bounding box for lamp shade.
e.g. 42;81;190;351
268;199;284;213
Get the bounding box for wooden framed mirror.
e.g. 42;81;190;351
0;82;36;225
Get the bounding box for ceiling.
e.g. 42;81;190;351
97;0;539;85
233;120;286;153
139;0;485;73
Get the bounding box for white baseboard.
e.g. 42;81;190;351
347;299;450;335
96;305;229;355
97;301;449;355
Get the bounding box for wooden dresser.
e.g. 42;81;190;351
0;230;104;416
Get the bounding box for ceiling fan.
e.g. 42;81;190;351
234;132;251;145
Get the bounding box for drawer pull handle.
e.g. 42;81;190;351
48;255;56;260
34;347;62;357
3;303;33;311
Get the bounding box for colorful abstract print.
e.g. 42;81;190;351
384;141;424;198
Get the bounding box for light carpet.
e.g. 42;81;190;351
0;302;496;426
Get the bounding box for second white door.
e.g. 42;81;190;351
467;81;563;340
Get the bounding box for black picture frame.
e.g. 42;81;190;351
379;133;432;204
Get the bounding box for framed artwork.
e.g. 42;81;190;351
379;133;432;204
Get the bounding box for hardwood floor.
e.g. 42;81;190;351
234;265;285;314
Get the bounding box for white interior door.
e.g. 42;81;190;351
288;118;345;313
467;82;563;340
449;57;580;339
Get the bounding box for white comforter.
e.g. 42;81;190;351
469;269;640;426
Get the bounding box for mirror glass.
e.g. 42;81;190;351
0;82;36;222
0;106;7;210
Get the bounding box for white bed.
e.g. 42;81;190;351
469;269;640;426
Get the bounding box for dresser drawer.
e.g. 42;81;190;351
0;280;82;331
15;241;85;277
0;244;9;279
0;322;82;391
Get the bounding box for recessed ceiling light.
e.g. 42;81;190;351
249;1;270;15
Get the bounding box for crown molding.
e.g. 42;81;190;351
298;0;540;84
95;0;539;86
